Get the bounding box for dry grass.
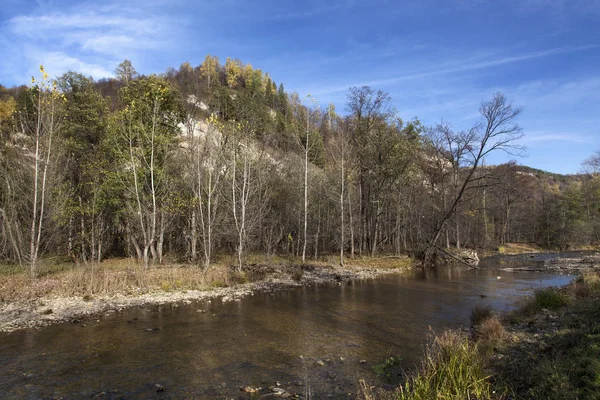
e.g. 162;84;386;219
497;242;542;255
470;305;493;327
0;253;412;303
476;316;506;343
0;259;235;302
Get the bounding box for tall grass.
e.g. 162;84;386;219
360;330;497;400
521;287;569;314
0;261;234;302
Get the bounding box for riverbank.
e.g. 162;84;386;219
360;266;600;399
0;256;412;333
496;242;598;256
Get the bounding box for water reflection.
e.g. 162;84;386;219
0;257;574;399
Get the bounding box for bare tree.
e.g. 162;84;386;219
25;67;63;276
231;122;253;271
185;113;228;268
583;151;600;174
423;93;524;263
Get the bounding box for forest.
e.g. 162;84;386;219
1;56;599;276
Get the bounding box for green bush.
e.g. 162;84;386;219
533;288;569;311
393;330;496;400
372;356;403;383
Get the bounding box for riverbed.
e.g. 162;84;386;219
0;255;574;399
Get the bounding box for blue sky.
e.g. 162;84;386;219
1;0;599;174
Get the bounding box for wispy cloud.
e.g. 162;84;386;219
1;2;179;82
312;44;599;95
519;133;592;143
267;2;346;20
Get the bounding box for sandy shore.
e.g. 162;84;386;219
0;263;407;333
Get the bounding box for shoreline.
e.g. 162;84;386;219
360;258;600;399
0;261;409;333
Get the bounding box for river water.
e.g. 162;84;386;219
0;254;574;399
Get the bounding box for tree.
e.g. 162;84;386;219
230;121;253;271
293;94;320;263
583;151;600;174
115;60;138;83
109;76;183;268
423;93;524;263
17;66;65;276
200;55;220;88
346;86;416;256
184;112;229;268
225;57;242;89
58;71;110;263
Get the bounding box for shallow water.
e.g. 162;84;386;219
0;255;574;399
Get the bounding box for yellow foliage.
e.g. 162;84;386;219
0;97;16;122
225;57;242;89
200;54;219;85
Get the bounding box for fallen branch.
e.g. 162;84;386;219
434;244;479;269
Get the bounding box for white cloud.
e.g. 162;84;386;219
1;2;177;83
519;133;592;143
38;51;114;80
311;44;599;96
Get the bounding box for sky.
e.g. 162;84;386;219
1;0;599;174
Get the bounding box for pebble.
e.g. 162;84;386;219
316;360;325;366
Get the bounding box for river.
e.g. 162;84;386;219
0;254;575;399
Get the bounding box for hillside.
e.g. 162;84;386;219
0;57;599;274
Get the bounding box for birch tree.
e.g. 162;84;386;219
0;67;67;276
185;112;228;268
230;121;253;271
111;76;183;268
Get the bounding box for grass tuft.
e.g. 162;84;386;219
476;316;506;344
470;305;493;328
522;287;569;314
372;356;403;383
387;330;495;400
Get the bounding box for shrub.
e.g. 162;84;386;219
470;305;493;327
228;270;248;285
392;330;496;400
372;356;403;383
531;288;569;311
475;316;506;344
290;267;304;282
